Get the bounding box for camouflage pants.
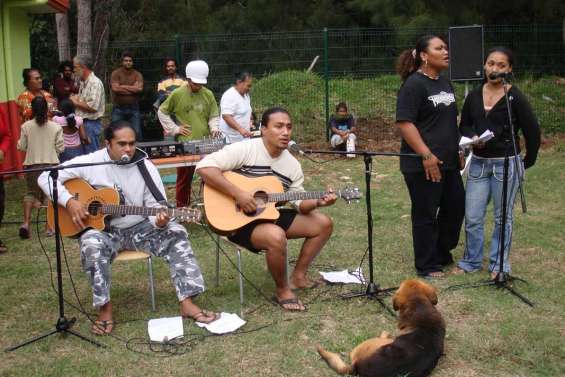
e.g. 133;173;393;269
79;220;205;308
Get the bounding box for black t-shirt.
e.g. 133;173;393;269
395;72;459;173
459;85;540;169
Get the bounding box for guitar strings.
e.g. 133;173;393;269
37;178;276;355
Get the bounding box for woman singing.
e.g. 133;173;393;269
395;35;465;278
454;47;540;278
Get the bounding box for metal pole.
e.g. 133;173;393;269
323;28;330;141
175;34;182;65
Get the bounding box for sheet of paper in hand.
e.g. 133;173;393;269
459;129;495;149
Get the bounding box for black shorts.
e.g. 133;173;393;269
227;208;298;253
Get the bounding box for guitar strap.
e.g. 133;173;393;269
136;159;171;207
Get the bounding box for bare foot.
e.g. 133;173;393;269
290;275;325;290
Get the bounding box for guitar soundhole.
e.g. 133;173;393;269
88;201;102;216
242;191;267;217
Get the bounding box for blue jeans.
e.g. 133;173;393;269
60;145;86;162
458;155;523;274
83;119;102;154
112;104;142;140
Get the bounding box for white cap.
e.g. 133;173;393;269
185;60;209;84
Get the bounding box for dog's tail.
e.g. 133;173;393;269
317;345;354;375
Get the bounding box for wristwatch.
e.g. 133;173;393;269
421;152;433;160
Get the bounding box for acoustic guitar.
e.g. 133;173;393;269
203;171;361;233
47;178;201;237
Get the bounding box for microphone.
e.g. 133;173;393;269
288;140;305;155
488;72;510;80
116;154;131;165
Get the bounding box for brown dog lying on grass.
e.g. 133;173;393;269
317;279;445;377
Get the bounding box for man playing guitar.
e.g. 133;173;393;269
38;121;218;335
196;107;337;312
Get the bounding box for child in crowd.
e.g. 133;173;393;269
17;96;64;238
53;98;89;162
329;102;357;158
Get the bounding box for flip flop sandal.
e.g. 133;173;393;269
91;319;114;335
184;310;219;324
272;296;308;312
420;271;445;280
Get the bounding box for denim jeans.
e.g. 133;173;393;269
112;104;142;140
83;119;102;154
60;145;86;162
458;155;523;274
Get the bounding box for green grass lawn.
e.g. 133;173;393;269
252;71;565;143
1;142;564;376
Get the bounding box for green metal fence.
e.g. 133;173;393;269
104;24;564;146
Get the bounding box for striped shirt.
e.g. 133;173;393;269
196;138;305;207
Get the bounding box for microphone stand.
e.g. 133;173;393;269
447;77;533;307
2;159;131;351
303;149;419;316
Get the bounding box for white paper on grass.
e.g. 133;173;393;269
195;312;246;334
147;316;184;342
459;130;495;149
319;267;366;284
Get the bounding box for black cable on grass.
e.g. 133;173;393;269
36;178;306;354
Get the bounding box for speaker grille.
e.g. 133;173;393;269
449;26;484;81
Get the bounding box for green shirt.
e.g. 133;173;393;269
159;86;219;141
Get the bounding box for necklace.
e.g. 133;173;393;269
417;69;439;80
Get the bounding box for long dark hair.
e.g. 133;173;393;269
58;98;77;128
485;46;514;67
483;46;515;82
396;35;442;81
31;96;48;126
261;107;289;128
104;120;135;141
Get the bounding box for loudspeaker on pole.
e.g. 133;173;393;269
449;25;484;81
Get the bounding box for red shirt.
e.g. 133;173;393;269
53;76;79;102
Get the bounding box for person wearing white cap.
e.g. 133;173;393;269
158;60;220;207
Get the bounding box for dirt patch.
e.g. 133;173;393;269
302;116;401;153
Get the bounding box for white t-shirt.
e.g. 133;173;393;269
219;86;252;139
38;148;166;229
196;138;305;209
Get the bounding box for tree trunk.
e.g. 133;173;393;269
92;1;111;82
76;0;92;61
55;13;71;61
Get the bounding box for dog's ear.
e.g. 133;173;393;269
392;294;399;311
426;285;438;305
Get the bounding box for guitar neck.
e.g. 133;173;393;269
101;205;178;218
267;190;342;203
